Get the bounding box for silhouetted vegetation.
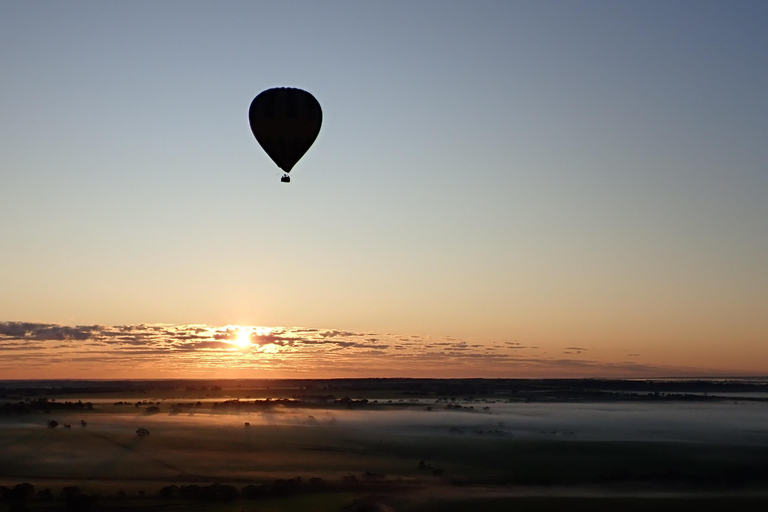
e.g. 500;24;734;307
0;398;93;415
154;475;405;502
0;477;393;508
4;378;767;411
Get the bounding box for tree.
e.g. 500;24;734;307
6;483;35;512
37;489;54;501
10;483;35;502
60;487;94;512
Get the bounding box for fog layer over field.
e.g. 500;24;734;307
337;401;768;445
116;399;768;445
2;399;768;494
5;400;768;445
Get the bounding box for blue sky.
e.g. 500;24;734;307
1;1;766;377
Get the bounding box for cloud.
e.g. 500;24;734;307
0;321;717;379
174;341;234;351
318;329;361;338
0;321;99;341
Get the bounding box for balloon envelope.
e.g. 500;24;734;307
249;88;322;173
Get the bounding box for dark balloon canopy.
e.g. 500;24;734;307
249;88;322;178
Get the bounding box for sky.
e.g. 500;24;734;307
1;1;767;379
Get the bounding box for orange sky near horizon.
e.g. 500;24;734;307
1;322;765;380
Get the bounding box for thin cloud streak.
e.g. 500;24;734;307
0;321;724;379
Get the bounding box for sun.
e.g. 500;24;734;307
235;328;251;348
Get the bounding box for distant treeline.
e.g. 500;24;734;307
4;460;768;511
0;475;406;509
2;378;768;402
0;398;93;415
157;474;396;500
207;397;374;413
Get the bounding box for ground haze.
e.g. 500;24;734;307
2;379;768;511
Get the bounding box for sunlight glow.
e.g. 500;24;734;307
254;326;273;337
235;328;251;348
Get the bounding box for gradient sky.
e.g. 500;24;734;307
1;1;767;379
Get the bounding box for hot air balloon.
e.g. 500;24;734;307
248;87;322;183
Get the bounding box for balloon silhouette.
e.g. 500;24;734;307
249;88;322;183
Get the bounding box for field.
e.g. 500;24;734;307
2;379;768;510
